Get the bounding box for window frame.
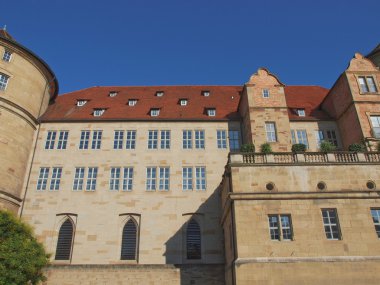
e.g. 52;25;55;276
228;130;240;151
2;50;12;62
262;89;270;98
183;130;193;149
50;167;63;191
148;130;158;149
114;130;124;150
194;130;205;149
45;131;57;150
146;167;157;191
182;167;193;191
268;214;293;241
265;122;277;142
217;130;227;149
370;208;380;238
358;75;378;94
321;208;341;240
0;73;9;91
370;115;380;139
57;131;69;150
86;167;98;191
37;167;50;191
125;130;136;149
73;167;85;191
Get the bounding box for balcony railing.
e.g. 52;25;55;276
230;152;380;165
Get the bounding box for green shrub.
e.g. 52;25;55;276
348;143;366;152
260;143;273;154
377;142;380;152
319;140;336;152
240;143;255;152
291;143;307;153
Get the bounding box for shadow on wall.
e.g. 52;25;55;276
164;186;226;285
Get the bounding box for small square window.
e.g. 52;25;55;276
128;99;138;106
180;99;188;106
207;108;216;116
156;91;164;97
93;109;105;117
202;91;210;97
77;100;87;107
297;109;306;117
262;89;270;98
2;50;12;62
150;108;160;117
109;91;118;97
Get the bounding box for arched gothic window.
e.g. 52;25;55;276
121;219;138;260
186;219;201;259
55;218;74;260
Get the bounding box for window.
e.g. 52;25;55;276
76;100;87;107
202;90;210;97
297;109;306;117
0;73;9;91
2;50;12;62
183;130;192;149
160;130;170;149
321;209;341;240
93;109;105;117
291;129;309;149
262;89;270;98
182;167;193;190
207;108;216;117
121;219;138;260
156;91;164;97
37;167;50;191
370;208;380;238
268;215;293;241
228;130;240;151
217;130;227;149
315;130;338;147
45;131;57;149
50;167;62;191
187;219;201;259
148;130;158;149
180;99;188;106
128;99;138;106
265;122;277;142
146;167;157;191
159;167;170;191
370;116;380;138
73;167;85;191
114;130;124;149
315;130;324;147
195;167;206;190
91;130;102;149
326;130;338;146
55;219;74;260
86;167;98;191
79;131;90;149
57;131;69;150
123;167;134;191
195;130;205;149
110;167;134;191
110;167;121;190
126;130;136;149
358;76;377;93
109;91;118;97
150;108;160;117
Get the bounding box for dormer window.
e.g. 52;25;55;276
150;108;160;117
109;91;118;97
2;50;12;62
202;91;210;97
297;109;306;117
262;89;270;98
156;91;164;97
93;109;106;117
76;100;88;107
180;99;188;106
128;99;138;106
207;108;216;116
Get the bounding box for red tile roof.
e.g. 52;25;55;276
284;86;331;121
40;85;331;122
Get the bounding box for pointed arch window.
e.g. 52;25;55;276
121;219;138;260
55;219;74;260
187;219;201;259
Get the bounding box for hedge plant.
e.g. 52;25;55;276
260;143;273;154
240;143;255;153
291;143;307;153
348;143;366;152
319;140;336;152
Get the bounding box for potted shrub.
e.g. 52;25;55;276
348;143;366;152
291;143;307;153
319;141;336;152
260;143;272;154
240;143;255;152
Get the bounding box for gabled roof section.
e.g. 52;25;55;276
284;86;331;121
40;86;243;122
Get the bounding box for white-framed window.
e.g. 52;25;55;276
123;167;134;191
268;214;293;241
79;130;90;149
315;130;324;147
93;109;105;117
195;167;206;190
370;116;380;138
291;129;309;149
159;167;170;191
0;73;9;91
321;209;341;240
57;131;69;150
114;130;124;149
126;130;136;149
182;167;193;191
50;167;62;191
160;130;170;149
146;167;157;191
148;130;158;149
45;131;57;149
128;99;138;106
207;108;216;117
297;109;306;117
228;130;240;151
195;130;205;149
2;50;12;62
110;167;121;190
150;108;160;117
76;100;87;107
86;167;98;191
109;167;134;191
91;130;102;149
37;167;50;191
315;130;338;147
109;91;118;97
180;99;188;106
370;208;380;238
73;167;85;191
358;76;377;93
217;130;227;149
262;89;270;98
156;91;164;97
202;90;210;97
183;130;192;149
265;122;277;142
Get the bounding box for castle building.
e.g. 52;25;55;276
1;30;380;285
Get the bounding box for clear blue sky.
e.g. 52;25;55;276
3;0;380;94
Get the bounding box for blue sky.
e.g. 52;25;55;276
3;0;380;94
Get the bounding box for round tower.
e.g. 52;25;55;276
0;29;58;213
